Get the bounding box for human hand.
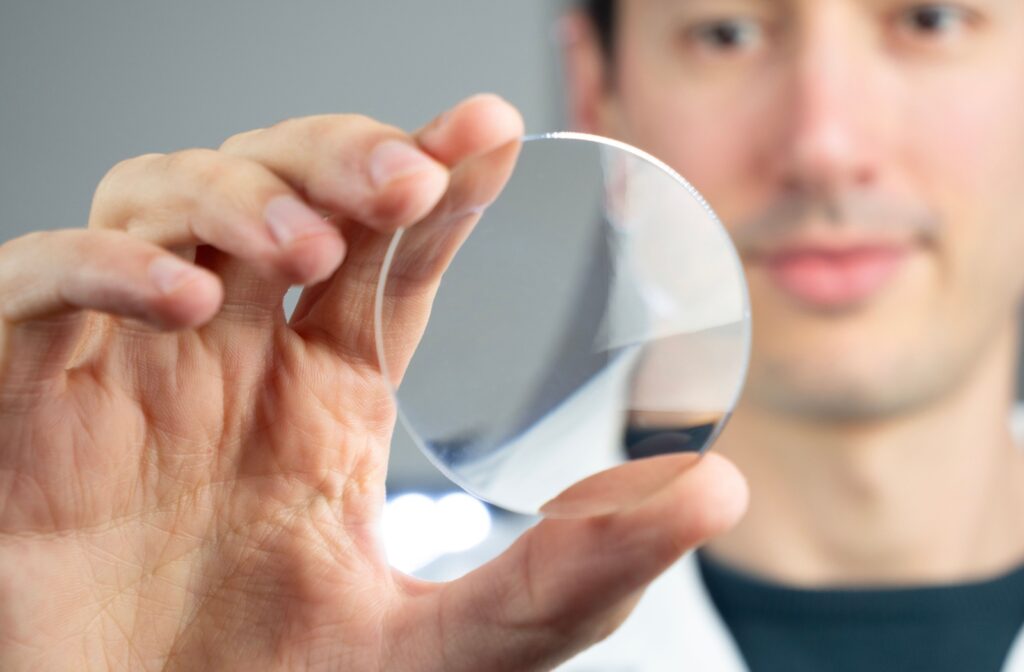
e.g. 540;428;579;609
0;94;747;671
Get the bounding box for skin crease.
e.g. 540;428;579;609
564;0;1024;585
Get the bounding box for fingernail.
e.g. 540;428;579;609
369;140;437;189
149;256;202;295
419;109;451;145
264;194;330;247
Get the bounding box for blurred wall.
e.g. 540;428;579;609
4;2;1023;495
0;0;567;491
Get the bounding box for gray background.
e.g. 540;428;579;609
0;0;566;491
5;3;1022;496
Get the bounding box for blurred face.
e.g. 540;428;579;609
581;0;1024;421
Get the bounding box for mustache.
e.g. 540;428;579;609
728;190;942;253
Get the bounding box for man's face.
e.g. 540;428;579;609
576;0;1024;420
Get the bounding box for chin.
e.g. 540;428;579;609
745;349;955;423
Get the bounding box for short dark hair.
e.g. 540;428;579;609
582;0;616;57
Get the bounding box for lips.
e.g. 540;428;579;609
754;245;913;309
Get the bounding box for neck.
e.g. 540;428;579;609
707;321;1024;587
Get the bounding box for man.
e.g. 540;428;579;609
0;0;1020;670
555;0;1024;670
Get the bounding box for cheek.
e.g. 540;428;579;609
904;70;1024;205
904;69;1024;302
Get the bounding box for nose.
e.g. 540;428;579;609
777;6;884;197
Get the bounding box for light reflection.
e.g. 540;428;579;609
382;492;493;574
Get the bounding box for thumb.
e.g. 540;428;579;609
390;453;748;672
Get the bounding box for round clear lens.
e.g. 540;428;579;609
376;133;750;517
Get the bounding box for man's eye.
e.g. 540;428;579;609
688;18;764;53
897;4;973;39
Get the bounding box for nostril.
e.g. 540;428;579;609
853;166;875;187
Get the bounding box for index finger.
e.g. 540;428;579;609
220;112;451;234
287;96;524;371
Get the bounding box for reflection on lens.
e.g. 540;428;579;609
375;133;750;517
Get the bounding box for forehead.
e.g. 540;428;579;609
636;0;1016;12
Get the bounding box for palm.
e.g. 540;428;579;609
1;312;405;667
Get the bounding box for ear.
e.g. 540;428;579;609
559;10;619;135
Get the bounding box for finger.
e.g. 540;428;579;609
291;96;524;374
416;93;526;167
384;134;523;289
90;150;347;314
370;138;522;384
219;113;451;235
387;453;748;672
382;94;526;289
0;229;222;387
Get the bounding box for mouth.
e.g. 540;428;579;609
745;239;919;310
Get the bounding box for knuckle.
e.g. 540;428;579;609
162;147;223;178
104;153;164;182
219;127;265;152
92;153;164;211
45;229;101;259
0;230;48;261
163;148;257;195
162;150;283;231
286;113;397;157
328;114;396;148
304;115;406;203
12;229;52;248
262;114;320;144
0;230;98;273
292;113;374;138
